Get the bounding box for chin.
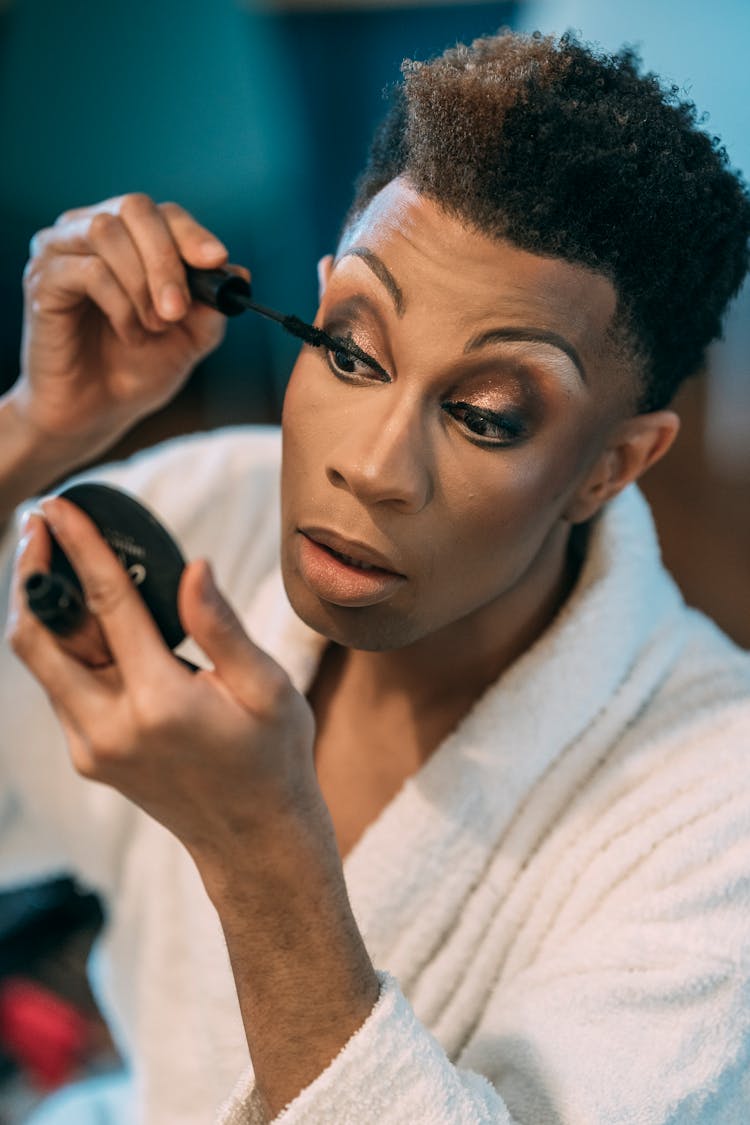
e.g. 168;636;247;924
281;568;422;653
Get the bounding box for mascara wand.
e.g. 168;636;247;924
182;261;385;376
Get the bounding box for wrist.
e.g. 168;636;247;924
195;792;339;910
0;388;93;521
193;795;368;974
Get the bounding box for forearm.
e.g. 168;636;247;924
201;810;380;1120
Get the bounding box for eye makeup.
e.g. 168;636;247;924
319;291;545;436
321;318;533;448
323;332;388;381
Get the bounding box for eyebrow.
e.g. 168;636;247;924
336;247;405;316
464;327;588;384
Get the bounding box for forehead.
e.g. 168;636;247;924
337;178;619;367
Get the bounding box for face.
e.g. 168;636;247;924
280;178;631;652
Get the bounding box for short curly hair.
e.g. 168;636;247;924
343;31;750;413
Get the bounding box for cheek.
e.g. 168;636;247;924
282;357;318;447
442;447;556;535
281;358;328;498
432;430;591;592
282;354;357;458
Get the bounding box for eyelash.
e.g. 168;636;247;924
441;402;528;446
322;329;528;448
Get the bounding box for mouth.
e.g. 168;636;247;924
299;528;404;576
296;528;406;607
319;546;383;572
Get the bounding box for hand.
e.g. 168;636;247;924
7;502;381;1117
5;499;323;875
12;194;249;467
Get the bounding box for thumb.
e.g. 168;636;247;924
179;559;291;714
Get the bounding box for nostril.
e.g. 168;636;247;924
326;466;348;488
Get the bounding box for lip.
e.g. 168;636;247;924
296;528;407;607
299;527;404;575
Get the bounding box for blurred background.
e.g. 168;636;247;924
0;0;747;1118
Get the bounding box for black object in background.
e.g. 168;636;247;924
0;880;102;984
0;878;105;1089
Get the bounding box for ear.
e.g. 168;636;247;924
317;255;335;302
564;410;680;524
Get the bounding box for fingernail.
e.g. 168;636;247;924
199;237;227;259
19;506;43;533
159;282;186;320
39;497;62;534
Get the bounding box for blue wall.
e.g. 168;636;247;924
0;1;518;420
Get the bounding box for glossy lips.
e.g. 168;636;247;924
297;529;406;607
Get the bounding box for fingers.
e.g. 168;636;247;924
179;560;295;718
38;496;173;684
108;196;205;322
88;210;174;332
24;252;150;348
28;193;240;334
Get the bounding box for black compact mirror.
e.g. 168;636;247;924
49;482;187;650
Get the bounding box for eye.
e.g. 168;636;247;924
326;346;369;379
322;329;389;383
443;401;528;447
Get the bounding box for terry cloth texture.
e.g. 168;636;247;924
0;426;748;1124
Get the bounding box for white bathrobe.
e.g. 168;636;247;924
0;427;748;1125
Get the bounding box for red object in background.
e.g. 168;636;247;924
0;976;91;1089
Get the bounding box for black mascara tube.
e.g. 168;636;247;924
25;571;86;637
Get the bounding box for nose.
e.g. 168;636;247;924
325;395;433;513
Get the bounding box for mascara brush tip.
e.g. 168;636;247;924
281;315;332;349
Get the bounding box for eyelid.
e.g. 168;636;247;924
323;288;393;325
321;295;388;341
465;346;583;399
321;292;395;351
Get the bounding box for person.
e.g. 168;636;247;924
1;29;749;1125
